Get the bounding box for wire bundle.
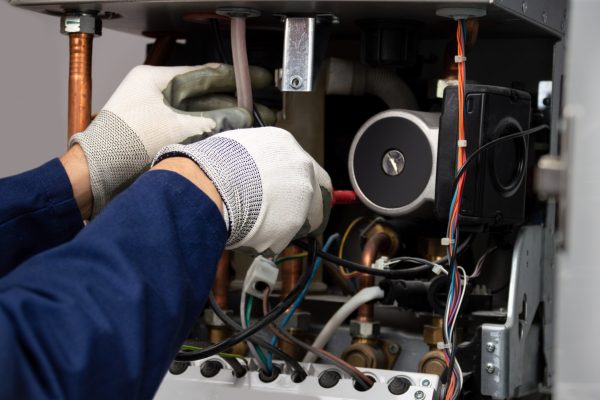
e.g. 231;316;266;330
441;19;469;400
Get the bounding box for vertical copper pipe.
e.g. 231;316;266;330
145;35;176;66
68;33;93;140
280;245;302;300
358;233;391;322
212;252;231;310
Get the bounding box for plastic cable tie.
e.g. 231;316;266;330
457;139;468;148
373;256;390;271
454;55;467;63
432;264;449;275
437;342;452;350
441;237;454;246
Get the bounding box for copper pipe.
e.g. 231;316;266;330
280;245;302;301
357;233;391;322
145;35;176;66
212;252;231;309
68;33;93;140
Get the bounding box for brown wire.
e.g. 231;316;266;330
261;288;373;389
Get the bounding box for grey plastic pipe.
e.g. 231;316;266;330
326;58;418;110
231;17;253;113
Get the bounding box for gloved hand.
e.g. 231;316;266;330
71;63;272;216
153;127;332;255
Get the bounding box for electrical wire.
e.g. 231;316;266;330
240;293;270;372
181;344;248;377
293;240;437;278
338;217;365;278
261;287;374;390
175;239;318;362
275;253;308;265
302;286;385;363
205;291;308;379
470;246;498;278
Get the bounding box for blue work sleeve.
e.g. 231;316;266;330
0;170;227;399
0;159;84;277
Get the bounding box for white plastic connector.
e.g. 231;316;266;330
373;256;390;270
457;139;468;148
454;55;467;63
437;342;452;350
243;256;279;299
441;237;454;246
432;264;449;275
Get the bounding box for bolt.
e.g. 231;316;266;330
486;363;496;374
522;1;528;13
289;75;303;89
486;342;496;353
382;149;406;176
414;390;426;400
542;11;548;23
388;343;400;354
421;379;431;387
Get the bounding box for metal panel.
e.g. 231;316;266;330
156;360;439;400
493;0;567;36
555;0;600;398
481;226;543;399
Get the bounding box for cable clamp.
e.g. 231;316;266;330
432;264;449;275
457;139;468;148
437;342;452;350
441;237;454;246
454;55;467;63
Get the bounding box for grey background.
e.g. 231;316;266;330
0;2;148;177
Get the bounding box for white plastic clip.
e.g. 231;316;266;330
373;256;390;271
457;139;468;148
454;55;467;63
243;256;280;299
441;237;454;246
432;264;449;275
437;342;452;350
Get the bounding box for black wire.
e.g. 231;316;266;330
176;239;317;362
292;237;472;279
253;106;266;127
221;356;247;378
451;124;550;195
206;292;307;379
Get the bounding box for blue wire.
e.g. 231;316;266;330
267;234;341;364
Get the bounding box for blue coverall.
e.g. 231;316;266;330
0;159;227;399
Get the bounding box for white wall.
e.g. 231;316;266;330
0;3;148;177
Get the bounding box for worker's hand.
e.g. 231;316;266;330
153;127;332;255
70;63;272;216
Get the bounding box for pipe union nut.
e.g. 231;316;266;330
281;311;311;331
61;14;102;36
350;320;381;339
203;309;230;327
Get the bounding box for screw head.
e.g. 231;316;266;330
522;1;528;13
414;390;426;400
485;363;496;374
388;343;400;354
421;379;431;387
382;149;406;176
486;342;496;353
289;75;304;89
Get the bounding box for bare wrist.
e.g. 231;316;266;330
60;144;93;220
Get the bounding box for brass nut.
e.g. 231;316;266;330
342;342;387;369
203;309;229;327
61;14;102;36
350;320;381;339
281;311;311;331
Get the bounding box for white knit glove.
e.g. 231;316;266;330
71;63;271;216
153;127;332;255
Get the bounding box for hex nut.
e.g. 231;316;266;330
203;309;229;327
61;14;102;36
282;311;311;331
350;320;381;339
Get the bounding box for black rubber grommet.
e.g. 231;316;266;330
319;369;342;389
200;360;223;378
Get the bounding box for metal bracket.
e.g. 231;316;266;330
280;16;333;92
481;225;544;399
